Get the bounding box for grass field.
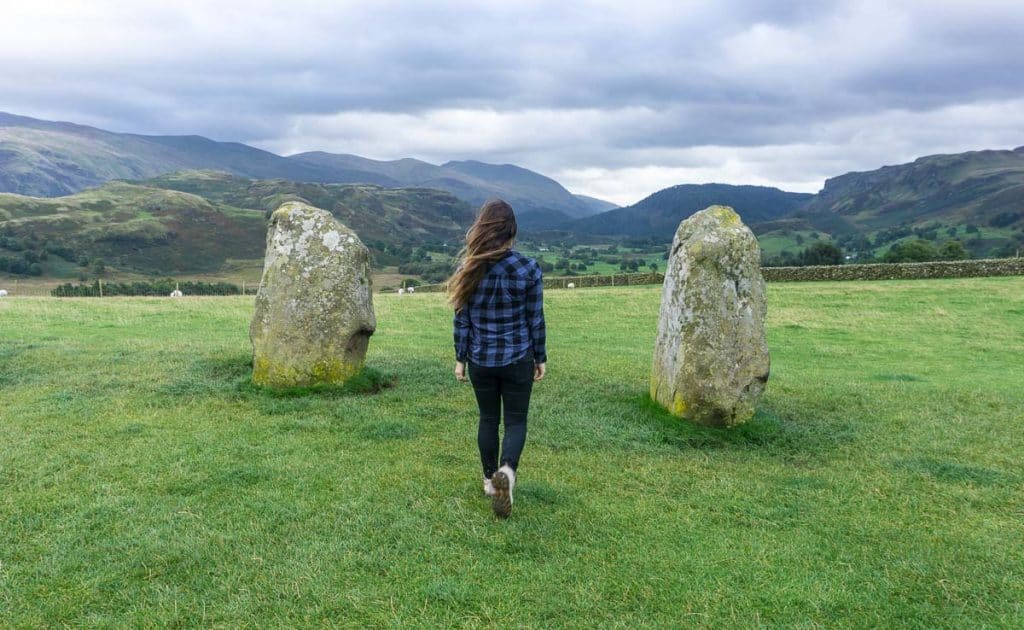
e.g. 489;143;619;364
2;278;1023;627
756;230;828;258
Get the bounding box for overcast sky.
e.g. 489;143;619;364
2;0;1023;205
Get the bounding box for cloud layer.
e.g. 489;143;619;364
2;0;1023;204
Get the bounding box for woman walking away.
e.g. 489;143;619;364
449;199;547;519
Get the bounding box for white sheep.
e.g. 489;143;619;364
398;288;405;295
0;289;8;297
567;282;575;289
170;289;183;298
407;286;415;294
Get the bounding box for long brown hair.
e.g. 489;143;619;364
447;199;518;310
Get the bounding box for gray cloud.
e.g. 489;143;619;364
1;0;1023;204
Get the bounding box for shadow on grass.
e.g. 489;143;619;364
0;341;44;387
636;394;857;460
872;372;926;382
894;457;1017;487
160;354;396;401
164;463;274;497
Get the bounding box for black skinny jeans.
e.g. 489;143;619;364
468;358;534;478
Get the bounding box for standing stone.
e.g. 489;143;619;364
650;205;769;427
250;202;376;387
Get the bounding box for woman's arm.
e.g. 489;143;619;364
525;263;546;368
453;306;471;366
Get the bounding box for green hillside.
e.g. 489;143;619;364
0;172;474;276
144;171;475;244
781;147;1024;259
0;182;266;274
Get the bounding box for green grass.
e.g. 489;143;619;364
757;230;828;257
2;278;1023;626
518;247;666;276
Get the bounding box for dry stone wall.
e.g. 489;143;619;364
762;258;1024;282
414;258;1023;292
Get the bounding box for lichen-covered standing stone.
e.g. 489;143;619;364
650;205;769;427
250;202;376;387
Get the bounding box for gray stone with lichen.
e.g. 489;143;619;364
650;205;769;427
250;202;376;387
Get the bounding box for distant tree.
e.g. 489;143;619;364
850;236;872;252
795;233;805;245
762;250;800;267
648;263;658;272
799;242;844;266
555;258;571;271
883;239;938;263
946;226;958;237
965;224;980;234
91;258;107;277
938;239;970;260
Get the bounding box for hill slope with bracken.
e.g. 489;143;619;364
0;171;474;275
795;146;1024;232
776;146;1024;259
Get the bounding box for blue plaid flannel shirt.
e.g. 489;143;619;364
454;250;547;367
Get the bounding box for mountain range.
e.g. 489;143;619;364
2;111;1023;276
0;112;609;226
566;147;1023;260
572;184;813;236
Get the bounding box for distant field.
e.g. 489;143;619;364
518;246;666;276
2;279;1023;626
1;263;419;296
756;230;829;257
